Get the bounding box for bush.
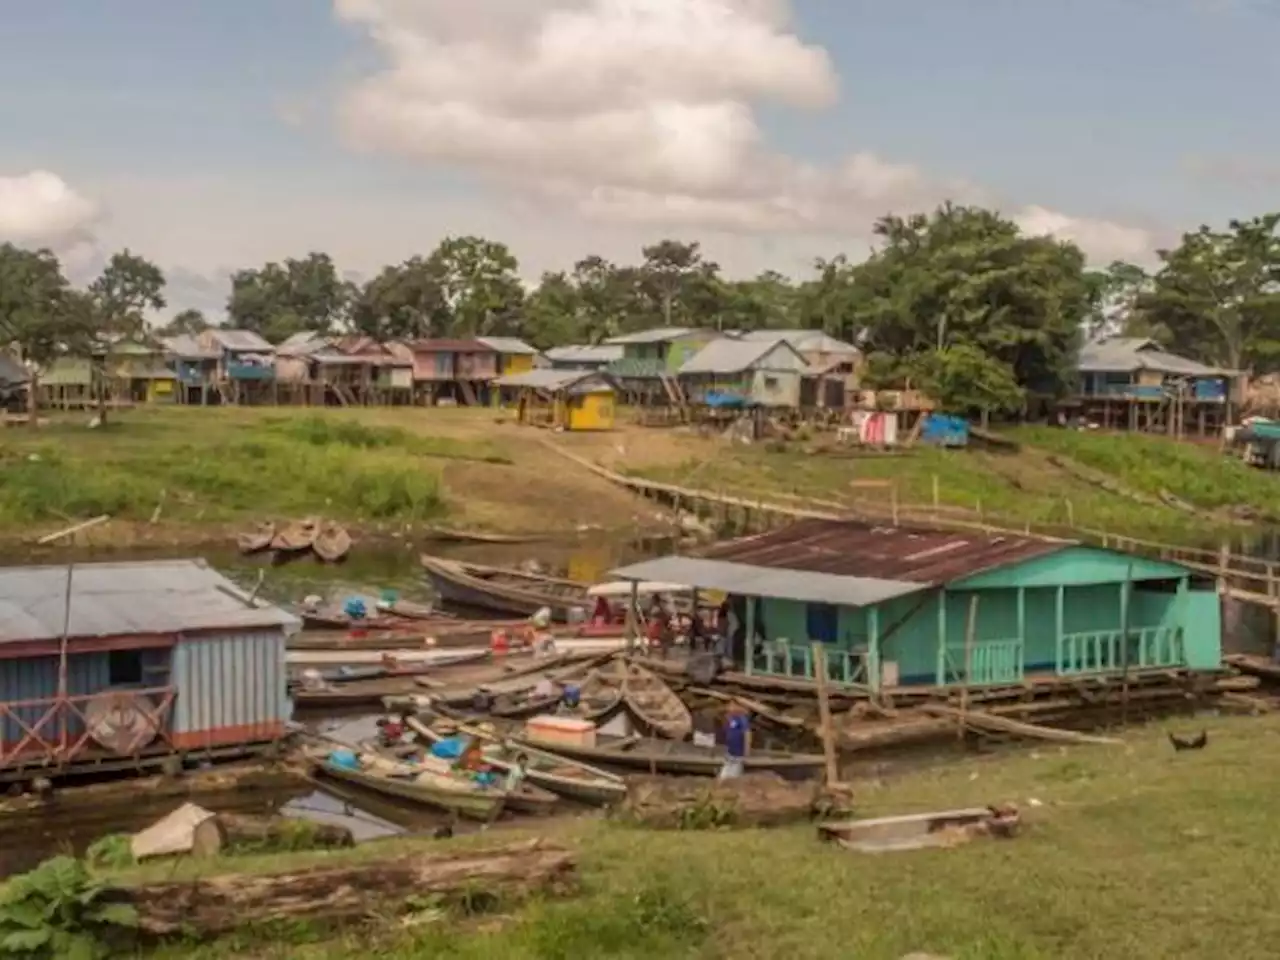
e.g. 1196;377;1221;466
0;856;137;959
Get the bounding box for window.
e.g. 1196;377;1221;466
108;650;144;686
806;603;839;643
764;376;779;389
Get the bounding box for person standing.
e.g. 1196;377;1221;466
719;705;749;779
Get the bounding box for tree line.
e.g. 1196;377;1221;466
1;204;1277;413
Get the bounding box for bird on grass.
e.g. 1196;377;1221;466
1168;730;1208;752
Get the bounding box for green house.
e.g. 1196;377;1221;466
612;520;1222;691
604;327;717;379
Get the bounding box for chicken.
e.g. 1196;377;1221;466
1168;730;1208;751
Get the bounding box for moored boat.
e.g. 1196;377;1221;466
310;751;506;821
236;522;275;554
622;663;692;740
312;522;352;563
511;732;825;779
420;555;590;620
407;717;626;807
271;518;318;553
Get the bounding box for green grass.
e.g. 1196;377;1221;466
128;714;1280;959
635;428;1280;546
0;409;518;531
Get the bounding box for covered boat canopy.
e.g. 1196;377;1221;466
586;580;691;598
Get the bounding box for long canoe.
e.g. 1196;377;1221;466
622;663;692;740
310;755;505;821
511;733;826;779
421;555;590;620
408;717;625;806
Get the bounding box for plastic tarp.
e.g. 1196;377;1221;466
704;391;751;408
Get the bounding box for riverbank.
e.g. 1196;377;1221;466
111;713;1280;959
2;406;1275;551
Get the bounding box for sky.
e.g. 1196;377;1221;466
0;0;1277;320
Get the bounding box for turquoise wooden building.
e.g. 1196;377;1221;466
612;520;1222;691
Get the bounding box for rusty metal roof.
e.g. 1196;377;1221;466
701;519;1067;585
0;559;299;644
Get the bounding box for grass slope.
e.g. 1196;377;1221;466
635;427;1280;544
139;715;1280;959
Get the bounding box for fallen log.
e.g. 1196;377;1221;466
615;772;837;829
215;812;353;851
919;704;1121;745
126;839;576;937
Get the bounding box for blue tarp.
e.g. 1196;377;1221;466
327;748;359;770
704;392;751;408
920;413;969;447
430;736;466;760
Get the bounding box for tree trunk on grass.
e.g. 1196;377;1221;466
125;839;576;937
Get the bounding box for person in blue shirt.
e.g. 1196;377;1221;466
719;704;749;779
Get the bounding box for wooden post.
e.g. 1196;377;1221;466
931;474;940;509
958;595;978;741
57;563;74;756
1218;541;1230;596
625;580;639;655
811;643;839;787
890;484;899;526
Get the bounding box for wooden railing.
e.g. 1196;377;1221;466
1058;627;1183;675
752;640;868;685
0;686;176;768
944;638;1024;685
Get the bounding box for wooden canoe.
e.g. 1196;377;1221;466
622;663;692;740
271;518;318;553
569;663;626;723
420;554;590;621
408;717;626;807
292;650;492;707
423;527;550;545
236;522;275;554
312;522;352;563
510;733;826;779
310;755;505;821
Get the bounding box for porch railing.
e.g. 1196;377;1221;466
0;686;176;768
752;640;868;685
1058;626;1184;675
943;637;1024;685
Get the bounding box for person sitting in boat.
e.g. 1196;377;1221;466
589;595;614;627
472;687;494;713
504;753;530;793
560;682;582;713
456;738;487;774
375;715;406;747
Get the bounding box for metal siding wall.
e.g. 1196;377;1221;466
0;653;114;743
171;630;288;739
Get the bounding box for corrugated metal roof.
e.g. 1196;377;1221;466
605;327;701;345
407;338;494;352
0;352;27;386
679;338;807;375
207;329;274;352
276;332;329;357
494;369;612;391
478;337;537;355
610;557;925;608
161;335;220;360
545;344;624;364
739;329;860;355
0;559;299;644
702;519;1067;584
1078;337;1223;376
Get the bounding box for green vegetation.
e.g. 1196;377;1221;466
636;428;1275;545
0;856;137;959
100;715;1280;958
0;410;519;532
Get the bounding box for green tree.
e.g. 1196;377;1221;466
796;255;863;340
851;204;1092;396
227;252;354;342
351;256;449;341
639;240;719;328
522;271;585;348
906;344;1025;416
428;236;524;337
1085;261;1150;338
1135;215;1280;372
571;256;644;341
156;308;210;337
88;249;167;423
0;244;93;424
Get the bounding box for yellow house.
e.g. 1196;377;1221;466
494;369;616;432
479;337;539;377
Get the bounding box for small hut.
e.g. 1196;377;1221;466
494;369;616;431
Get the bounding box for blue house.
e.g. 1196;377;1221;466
612;520;1222;692
0;559;298;780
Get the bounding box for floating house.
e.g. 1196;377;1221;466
612;520;1221;691
103;337;177;404
0;559;298;781
161;334;221;404
678;337;809;408
605;327;717;404
493;368;616;431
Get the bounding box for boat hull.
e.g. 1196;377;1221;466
421;556;587;621
513;737;826;779
312;759;505;821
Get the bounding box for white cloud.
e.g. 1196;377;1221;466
333;0;1156;263
0;170;100;254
